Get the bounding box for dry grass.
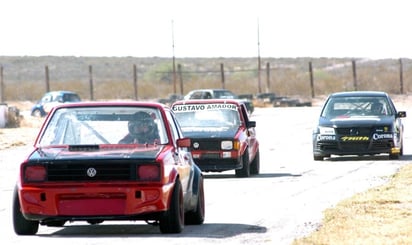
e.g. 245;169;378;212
293;164;412;245
1;57;412;102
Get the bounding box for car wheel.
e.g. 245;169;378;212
389;153;400;160
13;188;39;235
400;138;404;156
31;109;43;117
313;155;324;161
159;180;184;233
87;219;104;225
185;175;205;225
250;149;260;175
44;220;66;227
235;149;250;177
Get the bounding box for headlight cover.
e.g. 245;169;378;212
221;141;233;150
319;126;335;135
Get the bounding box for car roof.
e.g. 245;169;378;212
172;98;243;105
45;90;79;95
189;89;230;92
329;91;389;98
51;101;169;110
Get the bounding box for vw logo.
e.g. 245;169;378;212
193;142;200;149
86;167;97;177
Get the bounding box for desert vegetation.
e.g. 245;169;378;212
1;56;411;103
1;56;412;244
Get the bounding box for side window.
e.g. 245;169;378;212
42;95;52;103
203;92;212;99
165;110;182;146
54;95;63;102
239;104;249;125
191;91;202;99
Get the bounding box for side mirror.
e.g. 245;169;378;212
247;121;256;128
397;111;407;118
177;137;191;148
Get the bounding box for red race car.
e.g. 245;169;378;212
13;101;205;235
172;99;260;177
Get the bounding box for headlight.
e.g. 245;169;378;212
319;126;335;135
221;141;233;150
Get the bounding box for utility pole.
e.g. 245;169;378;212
257;18;262;94
171;20;177;94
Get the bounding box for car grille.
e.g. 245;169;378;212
336;127;372;135
47;161;133;181
340;141;369;151
190;139;223;151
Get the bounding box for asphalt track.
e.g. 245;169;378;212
1;106;410;244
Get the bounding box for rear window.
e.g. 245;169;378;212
63;93;81;102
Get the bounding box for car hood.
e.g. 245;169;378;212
29;145;164;161
181;126;238;138
318;115;395;127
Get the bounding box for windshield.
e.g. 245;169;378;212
321;96;393;118
214;90;238;99
38;106;168;146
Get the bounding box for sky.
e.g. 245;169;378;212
1;0;412;59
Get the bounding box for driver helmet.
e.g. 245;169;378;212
371;102;383;114
128;111;156;138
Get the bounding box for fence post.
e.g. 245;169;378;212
352;60;358;91
45;65;50;92
89;65;94;101
172;57;177;94
266;62;270;92
399;58;404;94
0;65;4;103
133;64;138;100
309;61;315;98
178;64;183;95
220;63;225;89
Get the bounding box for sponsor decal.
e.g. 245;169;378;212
340;136;369;141
372;133;393;140
376;127;390;132
172;103;238;112
317;135;336;141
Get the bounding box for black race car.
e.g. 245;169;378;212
312;91;406;160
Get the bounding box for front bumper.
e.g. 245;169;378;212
191;150;241;172
18;182;173;221
313;133;399;156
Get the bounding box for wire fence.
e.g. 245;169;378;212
1;57;411;102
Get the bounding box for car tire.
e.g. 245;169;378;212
250;149;260;175
31;109;43;117
159;180;184;233
389;153;400;160
185;175;205;225
87;219;104;225
13;188;39;235
235;149;250;177
313;155;324;161
44;220;66;227
400;138;404;156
